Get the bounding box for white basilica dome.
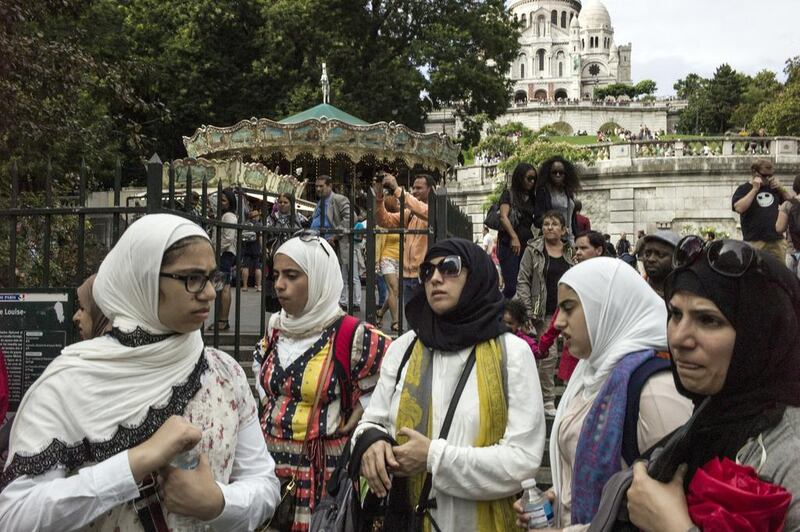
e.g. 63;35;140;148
578;0;612;29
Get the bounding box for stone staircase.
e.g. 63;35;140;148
214;331;562;490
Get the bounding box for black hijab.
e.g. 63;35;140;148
658;246;800;484
405;238;508;351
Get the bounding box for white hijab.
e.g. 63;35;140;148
5;214;210;475
269;235;344;338
548;258;668;518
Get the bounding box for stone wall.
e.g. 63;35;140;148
450;146;800;242
424;103;670;137
495;104;668;135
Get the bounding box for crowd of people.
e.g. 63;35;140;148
0;152;799;532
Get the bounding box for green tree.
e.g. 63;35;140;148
677;65;746;134
595;83;636;100
730;70;782;129
673;73;704;100
785;56;800;85
705;64;746;133
256;0;520;149
500;141;595;174
634;79;658;96
751;78;800;136
0;0;157;188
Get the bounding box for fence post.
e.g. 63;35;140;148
146;153;162;214
365;187;376;325
434;186;448;242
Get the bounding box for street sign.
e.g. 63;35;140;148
0;291;74;410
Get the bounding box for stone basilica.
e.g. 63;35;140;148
509;0;632;102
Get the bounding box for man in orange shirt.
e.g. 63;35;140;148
373;173;434;304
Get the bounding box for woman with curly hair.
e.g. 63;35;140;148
534;156;582;241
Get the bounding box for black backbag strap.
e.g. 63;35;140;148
621;356;671;465
414;348;477;529
395;335;418;387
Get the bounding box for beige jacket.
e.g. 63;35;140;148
514;235;575;323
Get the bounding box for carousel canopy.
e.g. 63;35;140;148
278;103;369;126
181;64;458;174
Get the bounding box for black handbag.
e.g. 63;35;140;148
484;203;502;231
343;342;477;532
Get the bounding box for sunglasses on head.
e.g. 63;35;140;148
418;255;463;283
673;235;759;277
292;229;331;257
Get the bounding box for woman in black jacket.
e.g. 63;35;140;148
533;156;581;241
497;162;537;298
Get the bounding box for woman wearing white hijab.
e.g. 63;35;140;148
0;214;280;531
516;258;692;531
254;232;389;531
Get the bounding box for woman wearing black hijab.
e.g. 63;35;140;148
627;237;800;530
353;238;546;531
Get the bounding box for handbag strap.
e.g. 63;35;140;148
133;473;169;532
414;347;477;519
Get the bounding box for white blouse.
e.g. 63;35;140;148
354;331;546;532
0;350;281;531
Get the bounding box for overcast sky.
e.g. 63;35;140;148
599;0;800;95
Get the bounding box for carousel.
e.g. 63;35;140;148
168;64;459;207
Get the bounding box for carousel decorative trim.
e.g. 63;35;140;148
182;115;459;173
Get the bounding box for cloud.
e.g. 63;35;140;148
505;0;800;94
599;0;800;94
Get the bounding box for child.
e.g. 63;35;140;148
503;300;542;359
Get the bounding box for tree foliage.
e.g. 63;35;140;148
2;0;521;186
674;73;704;100
674;59;800;135
751;78;800;136
594;80;657;100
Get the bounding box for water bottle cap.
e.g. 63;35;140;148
521;478;538;490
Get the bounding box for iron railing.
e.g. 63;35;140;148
1;156;473;354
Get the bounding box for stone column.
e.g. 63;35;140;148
722;139;734;156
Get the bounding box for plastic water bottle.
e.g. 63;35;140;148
521;478;555;529
172;450;199;470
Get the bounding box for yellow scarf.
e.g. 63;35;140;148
395;339;517;532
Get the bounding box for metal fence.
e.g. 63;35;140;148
1;155;473;353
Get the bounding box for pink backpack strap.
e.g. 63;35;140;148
333;315;361;413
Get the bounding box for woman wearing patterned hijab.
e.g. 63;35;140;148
0;214;280;531
525;257;691;530
254;232;389;531
355;238;546;532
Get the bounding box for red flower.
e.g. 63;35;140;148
687;457;791;532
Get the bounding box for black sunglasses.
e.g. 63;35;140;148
673;236;759;277
292;229;331;257
159;270;226;293
418;255;463;283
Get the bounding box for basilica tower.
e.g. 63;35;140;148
508;0;632;102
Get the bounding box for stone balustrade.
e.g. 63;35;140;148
451;136;800;242
587;136;800;164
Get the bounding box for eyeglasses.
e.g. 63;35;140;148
673;235;758;278
292;229;331;257
552;170;565;176
159;271;226;293
418;255;463;283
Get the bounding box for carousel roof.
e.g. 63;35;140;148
278;103;369;126
182;64;458;173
